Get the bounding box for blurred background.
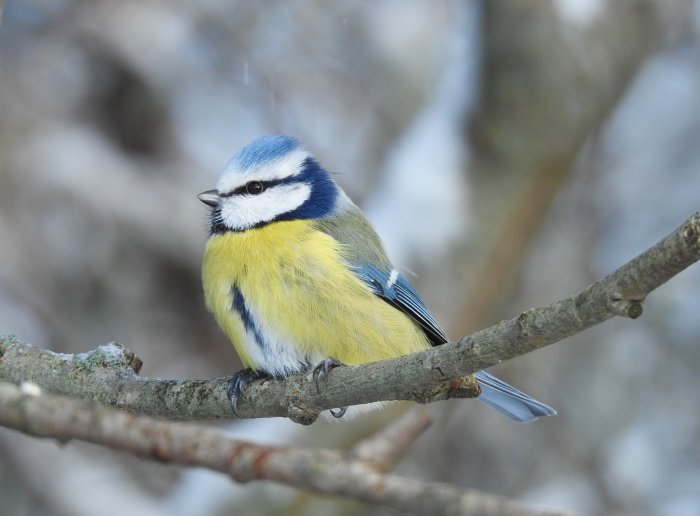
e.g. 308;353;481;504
1;0;699;514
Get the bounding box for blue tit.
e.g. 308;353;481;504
198;135;556;422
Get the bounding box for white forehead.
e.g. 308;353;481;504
216;138;310;193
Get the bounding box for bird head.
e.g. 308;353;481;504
198;135;339;233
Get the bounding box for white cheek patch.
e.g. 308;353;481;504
219;183;312;230
217;149;310;194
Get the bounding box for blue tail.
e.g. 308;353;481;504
474;371;556;422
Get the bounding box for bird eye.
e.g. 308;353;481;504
245;181;265;195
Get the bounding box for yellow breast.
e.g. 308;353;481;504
202;219;430;375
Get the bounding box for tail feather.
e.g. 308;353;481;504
474;371;556;422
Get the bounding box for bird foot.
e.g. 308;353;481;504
227;368;270;417
311;357;347;419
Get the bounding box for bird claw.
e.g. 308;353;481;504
312;357;344;392
329;407;347;418
228;368;268;417
312;357;347;419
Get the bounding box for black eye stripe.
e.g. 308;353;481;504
231;181;262;196
219;177;295;197
220;180;273;197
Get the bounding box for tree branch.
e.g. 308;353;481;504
0;381;574;516
1;213;698;423
348;407;433;471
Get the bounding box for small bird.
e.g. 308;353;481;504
199;135;555;422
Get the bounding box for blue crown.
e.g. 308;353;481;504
226;135;301;172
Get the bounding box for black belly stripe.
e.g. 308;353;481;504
230;284;271;359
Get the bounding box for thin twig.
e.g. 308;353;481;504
0;382;574;516
349;407;433;471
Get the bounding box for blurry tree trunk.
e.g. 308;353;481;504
457;0;691;333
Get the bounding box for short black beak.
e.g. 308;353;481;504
198;189;221;208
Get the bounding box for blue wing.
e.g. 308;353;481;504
355;264;448;345
353;264;556;422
